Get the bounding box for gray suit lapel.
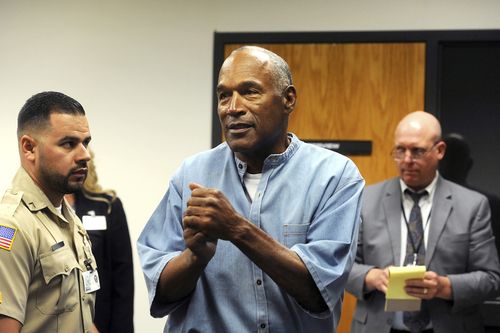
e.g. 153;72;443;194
426;177;452;266
383;179;403;266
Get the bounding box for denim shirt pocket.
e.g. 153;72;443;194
37;246;80;315
283;224;309;248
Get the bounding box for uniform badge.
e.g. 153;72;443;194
0;225;17;251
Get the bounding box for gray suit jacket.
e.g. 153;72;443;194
346;176;500;333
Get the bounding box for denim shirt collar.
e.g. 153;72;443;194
233;133;300;181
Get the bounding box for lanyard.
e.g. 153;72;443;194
401;200;431;265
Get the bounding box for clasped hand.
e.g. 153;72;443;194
182;183;243;263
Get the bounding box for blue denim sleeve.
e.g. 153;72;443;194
292;161;364;319
137;176;187;318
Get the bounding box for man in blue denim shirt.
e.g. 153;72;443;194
137;46;364;333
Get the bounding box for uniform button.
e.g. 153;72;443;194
82;295;86;301
238;163;243;169
260;323;266;329
64;265;70;272
256;279;262;285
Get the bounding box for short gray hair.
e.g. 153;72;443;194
232;46;293;92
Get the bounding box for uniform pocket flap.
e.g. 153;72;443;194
39;246;80;284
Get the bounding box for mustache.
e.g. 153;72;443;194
71;162;88;173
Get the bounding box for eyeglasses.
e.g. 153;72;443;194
391;143;438;161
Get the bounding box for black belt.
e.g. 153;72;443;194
390;329;434;333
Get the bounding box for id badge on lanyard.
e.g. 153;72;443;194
81;231;100;293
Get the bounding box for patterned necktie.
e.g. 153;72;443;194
403;189;430;333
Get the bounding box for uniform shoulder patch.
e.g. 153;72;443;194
0;225;17;251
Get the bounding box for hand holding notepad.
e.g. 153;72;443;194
385;265;426;311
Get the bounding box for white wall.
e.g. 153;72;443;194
1;0;499;331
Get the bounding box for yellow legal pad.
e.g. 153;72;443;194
385;265;426;312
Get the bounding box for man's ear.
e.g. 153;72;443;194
436;140;447;160
20;135;37;162
283;85;297;115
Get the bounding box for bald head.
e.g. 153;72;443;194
221;46;293;93
393;111;446;191
395;111;442;145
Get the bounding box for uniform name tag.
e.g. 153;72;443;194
83;269;100;293
82;215;107;230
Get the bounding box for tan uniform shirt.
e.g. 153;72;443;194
0;168;97;333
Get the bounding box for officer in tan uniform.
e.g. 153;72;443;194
0;91;100;333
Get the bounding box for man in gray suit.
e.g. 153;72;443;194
346;111;500;333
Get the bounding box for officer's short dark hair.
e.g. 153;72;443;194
17;91;86;138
